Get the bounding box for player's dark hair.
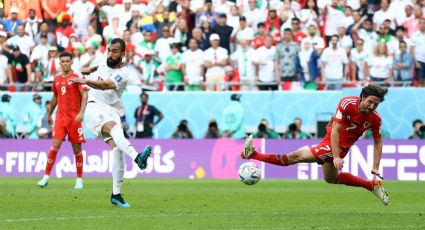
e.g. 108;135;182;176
140;92;149;98
59;51;73;60
360;84;388;102
284;28;292;33
110;38;126;52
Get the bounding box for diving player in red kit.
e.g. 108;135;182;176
242;84;390;205
37;51;88;189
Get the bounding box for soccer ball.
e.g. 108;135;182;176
238;162;261;185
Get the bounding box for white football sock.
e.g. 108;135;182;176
43;175;50;180
111;147;125;195
110;125;138;160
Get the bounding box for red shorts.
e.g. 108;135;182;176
310;138;348;164
53;121;85;143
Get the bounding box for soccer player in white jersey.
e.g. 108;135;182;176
69;38;151;208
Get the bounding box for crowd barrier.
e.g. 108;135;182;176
1;139;424;181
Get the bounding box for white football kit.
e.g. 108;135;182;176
85;64;129;140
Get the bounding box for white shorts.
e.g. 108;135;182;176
85;103;122;141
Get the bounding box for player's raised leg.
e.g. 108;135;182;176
102;121;151;170
71;143;84;189
107;140;129;208
242;135;317;165
38;139;63;187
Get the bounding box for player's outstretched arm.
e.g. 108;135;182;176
69;77;117;90
331;122;344;170
81;66;99;75
371;136;383;178
47;94;58;126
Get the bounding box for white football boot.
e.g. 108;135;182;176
243;135;255;159
37;176;49;188
371;180;389;206
74;178;84;189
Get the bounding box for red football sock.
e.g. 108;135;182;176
75;152;83;178
337;172;373;191
250;151;289;166
45;146;59;176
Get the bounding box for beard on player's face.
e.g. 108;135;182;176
107;56;122;68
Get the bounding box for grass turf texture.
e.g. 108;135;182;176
1;178;424;230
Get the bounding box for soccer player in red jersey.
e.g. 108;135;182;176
37;51;88;189
242;84;390;205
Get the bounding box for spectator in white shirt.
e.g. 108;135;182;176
182;38;205;91
103;16;126;43
243;0;264;30
203;33;229;91
68;0;95;39
410;18;425;87
300;0;321;30
71;42;83;72
388;26;412;56
254;36;279;91
230;38;256;91
155;26;174;63
395;3;414;26
80;42;104;68
337;24;353;54
350;38;370;82
368;42;393;83
232;16;254;47
30;34;50;68
213;0;233;15
25;9;42;40
302;24;325;53
373;0;396;30
7;25;34;58
320;35;349;90
324;0;345;43
354;17;378;52
0;50;9;88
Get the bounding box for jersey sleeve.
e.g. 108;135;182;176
333;98;351;123
371;116;382;139
75;72;89;91
111;71;128;91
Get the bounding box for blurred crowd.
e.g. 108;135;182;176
1;0;425;92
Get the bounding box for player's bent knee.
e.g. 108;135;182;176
101;121;118;135
287;151;302;164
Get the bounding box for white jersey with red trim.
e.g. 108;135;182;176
86;64;129;116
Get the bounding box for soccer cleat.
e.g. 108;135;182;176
371;180;389;206
111;193;130;208
134;145;152;170
242;135;255;159
37;178;49;188
74;179;83;189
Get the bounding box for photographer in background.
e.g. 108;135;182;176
253;119;279;139
204;120;221;139
284;122;311;139
409;119;425;139
172;119;194;139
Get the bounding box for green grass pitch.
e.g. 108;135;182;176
1;178;424;229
